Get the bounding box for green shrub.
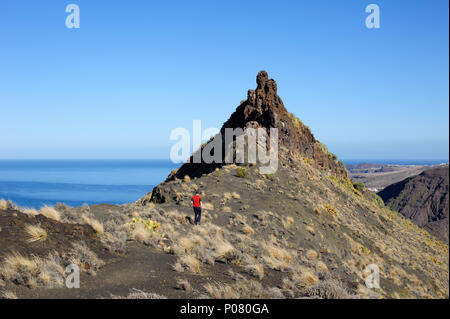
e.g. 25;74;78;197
373;194;385;207
236;167;248;178
353;182;366;193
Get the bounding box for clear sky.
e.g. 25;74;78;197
0;0;448;160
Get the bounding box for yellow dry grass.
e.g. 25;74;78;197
132;223;150;243
306;249;319;260
39;206;61;221
25;224;47;243
179;255;200;273
202;203;214;210
316;261;329;272
0;199;7;210
222;206;232;213
242;224;255;235
82;215;104;235
20;208;38;217
282;216;294;229
300;270;319;286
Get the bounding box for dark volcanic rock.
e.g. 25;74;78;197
378;165;449;243
158;71;347;187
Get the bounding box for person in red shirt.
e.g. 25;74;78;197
191;192;202;225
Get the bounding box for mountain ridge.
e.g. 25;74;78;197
378;165;449;243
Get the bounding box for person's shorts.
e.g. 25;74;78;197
193;206;201;214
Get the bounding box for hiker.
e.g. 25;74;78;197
191;192;202;225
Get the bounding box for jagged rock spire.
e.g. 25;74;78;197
169;71;347;181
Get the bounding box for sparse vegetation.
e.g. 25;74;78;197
0;252;65;288
282;216;294;229
306;249;319;260
176;278;192;292
63;242;105;275
111;288;167;299
82;215;104;235
236;167;248;178
1;290;18;299
353;182;366;193
324;204;338;215
263;173;276;180
25;224;47;243
242;224;255;235
222;206;232;213
178;255;200;273
39;206;61;222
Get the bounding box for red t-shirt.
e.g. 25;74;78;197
192;195;202;207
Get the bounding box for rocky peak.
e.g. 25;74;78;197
170;71;347;180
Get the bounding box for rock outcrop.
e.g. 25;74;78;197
166;71;347;182
378;165;449;243
134;72;449;299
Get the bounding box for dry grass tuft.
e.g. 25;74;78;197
306;226;315;234
172;262;184;272
300;270;319;286
282;216;294;229
245;263;265;279
1;290;18;299
203;203;214;210
231;192;240;199
204;282;240;299
20;208;39;217
3;252;38;273
316;261;329;272
39;206;61;221
304;279;350;299
324;204;338;216
262;243;294;271
183;175;191;183
222;206;232;213
204;279;281;299
25;224;47;243
0;252;65;288
81;215;104;235
64;242;105;275
111;288;167;299
132;223;150;243
306;249;319;260
176;278;192;292
214;240;234;260
242;224;255;235
0;199;7;210
178;235;205;253
179;255;200;273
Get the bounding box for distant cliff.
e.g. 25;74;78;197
378;165;449;243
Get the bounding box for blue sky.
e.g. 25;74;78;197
0;0;448;160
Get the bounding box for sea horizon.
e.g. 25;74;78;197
0;158;447;209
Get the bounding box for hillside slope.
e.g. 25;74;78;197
136;71;449;298
378;165;449;243
1;72;447;299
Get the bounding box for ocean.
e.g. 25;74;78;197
0;160;178;209
0;159;447;209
